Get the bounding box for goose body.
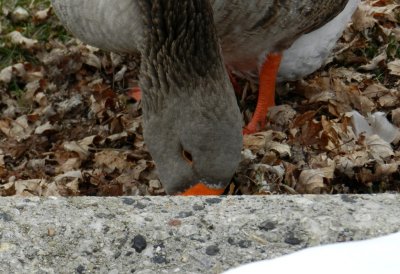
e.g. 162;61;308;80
52;0;358;80
52;0;357;194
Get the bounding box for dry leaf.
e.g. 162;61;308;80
366;134;394;160
34;8;51;21
0;115;33;141
7;31;38;49
0;63;26;83
297;168;331;194
14;179;47;196
34;121;56;135
94;150;131;172
11;7;29;22
388;59;400;76
63;141;91;160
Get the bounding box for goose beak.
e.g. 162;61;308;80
178;183;226;196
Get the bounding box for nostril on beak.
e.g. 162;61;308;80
182;149;193;165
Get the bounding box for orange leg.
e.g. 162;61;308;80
127;86;142;101
243;52;282;135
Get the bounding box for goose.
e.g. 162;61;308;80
51;0;358;195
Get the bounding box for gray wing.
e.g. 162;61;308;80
51;0;142;53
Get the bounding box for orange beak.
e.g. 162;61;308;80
179;182;225;196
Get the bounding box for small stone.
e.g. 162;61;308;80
152;255;168;264
181;255;189;263
47;227;56;237
114;251;121;259
284;233;302;245
15;203;25;210
227;237;236;245
205;245;220;256
132;235;147;253
192;204;205;211
135;202;147;209
122;198;135;205
168;219;182;227
95;213;115;219
205;198;222;204
238;240;252;248
153;242;165;249
177;211;193;218
0;212;12;222
144;216;153;222
76;265;85;274
259;220;277;231
190;236;205;243
341;195;358;204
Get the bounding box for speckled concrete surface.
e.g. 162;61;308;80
0;195;399;273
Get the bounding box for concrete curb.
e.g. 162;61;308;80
1;194;399;273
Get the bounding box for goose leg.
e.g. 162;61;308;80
243;52;282;135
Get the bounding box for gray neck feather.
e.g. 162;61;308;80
137;0;226;115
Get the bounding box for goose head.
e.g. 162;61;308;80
142;81;242;195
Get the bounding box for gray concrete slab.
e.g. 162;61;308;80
0;194;399;273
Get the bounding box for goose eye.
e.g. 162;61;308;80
182;149;193;165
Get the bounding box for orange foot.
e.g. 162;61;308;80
243;52;282;135
127;86;142;101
